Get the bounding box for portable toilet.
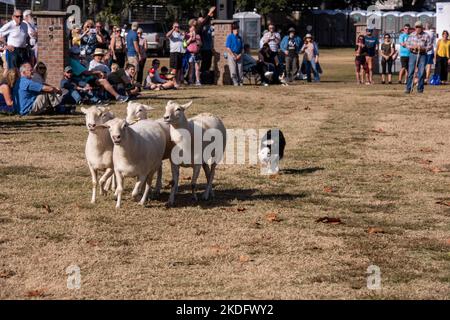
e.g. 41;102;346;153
350;10;367;25
399;11;417;28
436;2;450;40
313;10;333;46
332;10;349;46
382;11;401;35
417;12;435;28
232;11;261;49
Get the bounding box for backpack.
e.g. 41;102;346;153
430;74;441;86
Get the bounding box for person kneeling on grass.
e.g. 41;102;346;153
145;59;175;90
13;63;63;116
107;63;141;98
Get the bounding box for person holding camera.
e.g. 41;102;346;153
261;24;281;53
80;20;101;63
405;21;433;94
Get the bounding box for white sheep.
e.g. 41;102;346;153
81;106;115;203
163;100;227;206
126;101;175;196
102;118;166;208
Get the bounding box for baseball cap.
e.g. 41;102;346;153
415;21;423;28
64;66;73;73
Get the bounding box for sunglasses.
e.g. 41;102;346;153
14;15;23;18
174;26;179;28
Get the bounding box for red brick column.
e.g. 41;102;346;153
212;20;238;85
34;11;69;87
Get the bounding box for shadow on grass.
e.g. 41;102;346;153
0;116;84;133
282;167;325;175
156;187;309;209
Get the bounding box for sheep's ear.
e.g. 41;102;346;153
181;101;193;110
80;107;88;114
98;106;110;113
143;104;154;111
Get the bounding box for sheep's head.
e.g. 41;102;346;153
163;100;192;126
81;106;114;132
126;101;154;124
102;118;129;145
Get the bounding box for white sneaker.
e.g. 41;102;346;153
195;81;202;86
264;71;274;81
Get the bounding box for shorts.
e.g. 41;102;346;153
188;53;201;64
169;52;183;70
426;53;434;65
400;56;409;69
355;57;368;73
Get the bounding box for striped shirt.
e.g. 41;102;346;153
406;31;433;54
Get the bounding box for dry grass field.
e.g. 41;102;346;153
1;49;450;299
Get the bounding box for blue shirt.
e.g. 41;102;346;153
399;33;410;57
226;33;243;54
365;36;379;56
126;30;138;57
13;77;43;116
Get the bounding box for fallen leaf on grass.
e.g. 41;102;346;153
418;159;433;165
239;255;251;263
25;288;47;298
436;201;450;207
445;240;450;246
316;217;343;225
419;148;434;153
304;106;311;111
269;174;279;180
0;270;15;279
266;212;282;222
372;128;385;134
381;173;402;179
42;204;52;213
86;240;100;247
367;227;385;234
236;208;247;212
430;167;447;173
323;186;334;193
209;245;227;255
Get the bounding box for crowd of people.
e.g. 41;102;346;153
355;21;450;93
0;6;448;116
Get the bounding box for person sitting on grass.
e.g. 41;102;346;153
69;46;128;103
107;63;141;98
258;42;279;86
89;48;111;76
60;65;100;106
32;61;48;84
0;68;19;114
145;59;175;90
13;63;63;116
243;44;257;73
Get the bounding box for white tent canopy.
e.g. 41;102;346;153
0;0;15;5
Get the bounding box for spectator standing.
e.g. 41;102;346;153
300;34;320;82
424;24;436;84
355;35;368;84
380;33;396;84
126;22;141;81
261;24;281;53
280;27;302;82
0;10;31;70
226;24;244;86
398;24;411;84
23;10;37;66
197;8;216;80
71;24;82;47
110;26;126;68
0;68;19;113
364;29;379;85
95;21;110;50
80;20;99;63
166;22;185;88
13;63;62;115
405;21;433;94
137;28;148;84
434;30;450;85
185;24;202;85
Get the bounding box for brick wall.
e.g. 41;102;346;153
34;11;68;87
212;20;236;85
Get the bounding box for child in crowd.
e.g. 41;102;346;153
145;59;175;90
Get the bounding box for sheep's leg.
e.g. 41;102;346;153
132;178;144;202
115;171;124;209
191;164;202;202
104;175;112;192
153;163;163;199
88;164;98;204
167;163;179;207
99;168;114;196
140;173;154;206
203;163;217;200
202;162;211;187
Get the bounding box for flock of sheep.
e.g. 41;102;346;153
81;101;227;208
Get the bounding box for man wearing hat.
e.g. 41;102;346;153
89;48;111;76
364;28;379;84
280;27;302;82
126;22;141;81
405;20;433;93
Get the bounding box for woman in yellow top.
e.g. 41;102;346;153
434;30;450;84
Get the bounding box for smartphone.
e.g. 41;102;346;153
90;28;96;34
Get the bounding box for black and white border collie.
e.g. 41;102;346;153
258;129;286;174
